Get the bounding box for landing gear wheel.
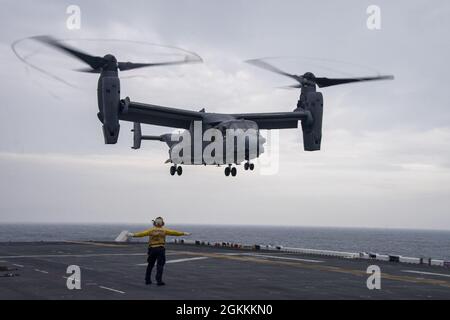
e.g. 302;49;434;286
177;166;183;176
231;167;237;177
244;162;249;171
170;166;176;176
249;163;255;171
224;166;231;177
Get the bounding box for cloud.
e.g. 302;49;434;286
0;0;450;229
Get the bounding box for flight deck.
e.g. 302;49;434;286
0;241;449;299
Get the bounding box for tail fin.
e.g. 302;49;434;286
131;122;164;149
131;122;143;149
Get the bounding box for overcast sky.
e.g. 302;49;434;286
0;0;449;229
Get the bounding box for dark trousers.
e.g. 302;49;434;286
146;247;166;283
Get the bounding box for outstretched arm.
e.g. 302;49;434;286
165;229;191;237
128;229;151;238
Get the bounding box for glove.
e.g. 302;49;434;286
184;232;192;236
127;232;134;238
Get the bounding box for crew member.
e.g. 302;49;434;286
128;217;191;286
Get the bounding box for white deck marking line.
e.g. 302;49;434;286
34;269;49;274
82;266;95;271
402;270;450;278
136;256;209;266
99;286;125;294
167;257;209;264
227;253;323;263
13;264;24;268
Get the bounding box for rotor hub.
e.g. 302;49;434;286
303;72;316;81
102;54;118;71
103;54;117;62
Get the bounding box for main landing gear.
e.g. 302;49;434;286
224;162;255;177
244;162;255;171
224;165;237;177
170;165;183;176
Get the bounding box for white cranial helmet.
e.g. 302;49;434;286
153;217;165;227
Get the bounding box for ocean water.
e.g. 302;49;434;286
0;224;449;260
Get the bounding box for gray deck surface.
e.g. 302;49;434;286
0;242;449;299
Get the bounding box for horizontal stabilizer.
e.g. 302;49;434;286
131;122;164;149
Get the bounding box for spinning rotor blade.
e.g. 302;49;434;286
246;59;301;81
74;67;102;73
247;58;394;88
34;35;202;73
34;35;106;70
278;84;302;90
118;55;202;71
314;75;394;88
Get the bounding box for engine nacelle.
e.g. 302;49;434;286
100;76;121;144
299;91;323;151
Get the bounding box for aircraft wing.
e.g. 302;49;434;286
119;100;309;130
230;111;309;129
119;100;204;129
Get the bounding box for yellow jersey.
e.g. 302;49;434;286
133;227;185;248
